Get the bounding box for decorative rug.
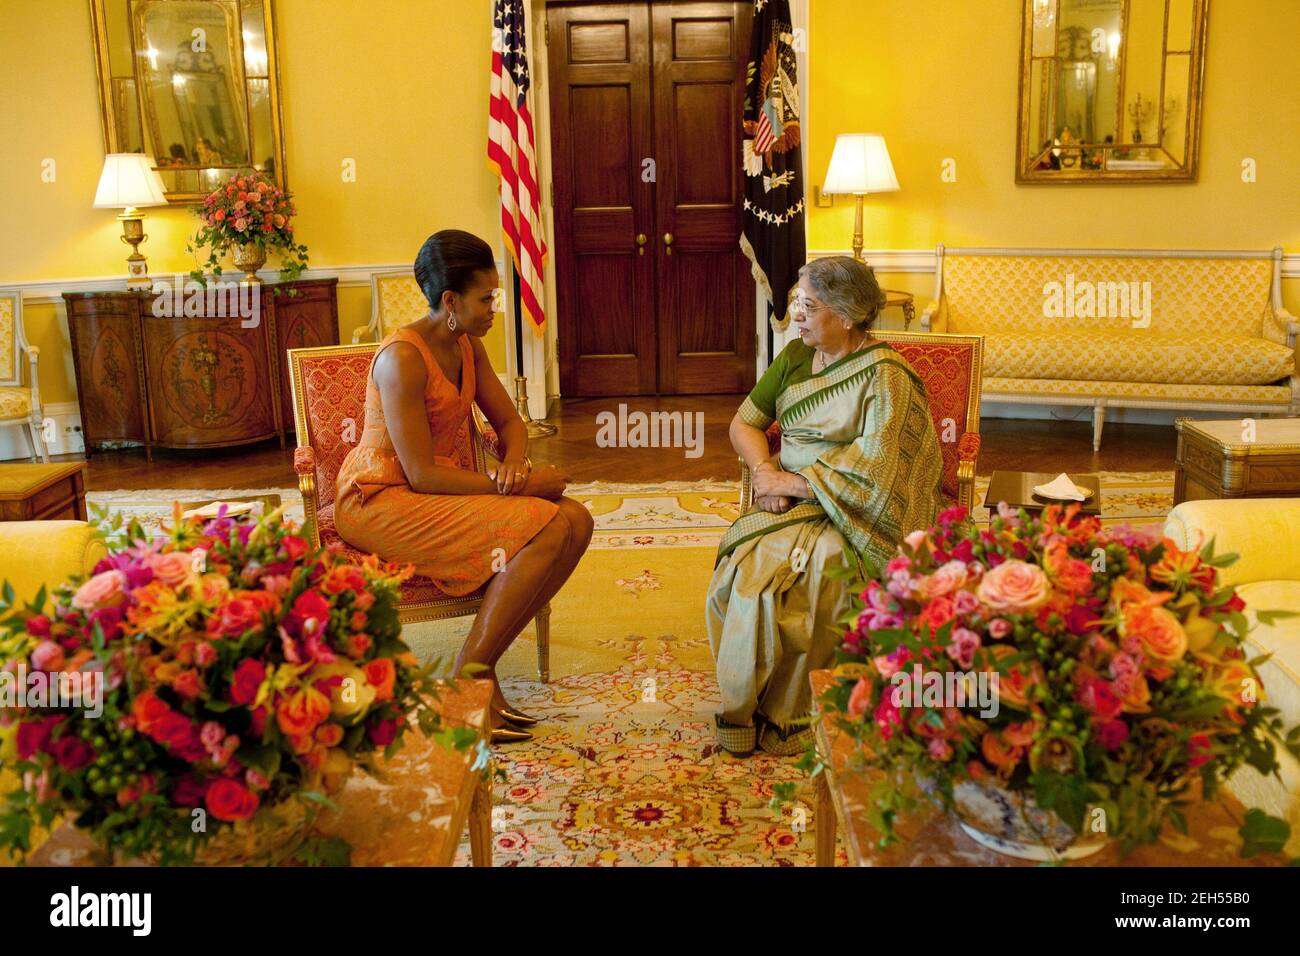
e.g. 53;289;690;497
82;473;1176;866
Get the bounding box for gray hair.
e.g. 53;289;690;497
797;256;887;331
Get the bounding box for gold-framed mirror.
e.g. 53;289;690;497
1016;0;1208;183
90;0;286;203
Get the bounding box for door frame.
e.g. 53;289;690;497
528;0;806;399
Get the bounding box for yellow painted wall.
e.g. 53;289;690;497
0;0;509;406
807;0;1300;312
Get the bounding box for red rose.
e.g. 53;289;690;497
916;596;956;635
1187;733;1213;768
131;688;171;734
1096;719;1129;751
229;658;267;706
51;736;95;771
1222;592;1246;614
172;774;209;807
16;715;63;759
150;711;198;753
1075;677;1124;723
172;669;206;701
205;778;259;821
367;717;399;747
281;535;310;561
289;589;331;636
26;614;51;637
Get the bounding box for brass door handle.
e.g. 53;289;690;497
636;233;647;256
663;232;674;256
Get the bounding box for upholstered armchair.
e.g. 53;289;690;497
352;271;429;343
0;289;48;463
739;331;984;514
286;342;553;681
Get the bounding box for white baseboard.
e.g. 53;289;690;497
0;402;85;461
981;401;1254;429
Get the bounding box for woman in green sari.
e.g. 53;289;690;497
706;256;945;756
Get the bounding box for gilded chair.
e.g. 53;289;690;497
287;342;552;681
352;271;429;343
739;331;984;513
0;289;48;463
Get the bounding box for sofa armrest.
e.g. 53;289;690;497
919;299;948;333
0;521;106;603
1263;305;1299;347
1163;499;1300;589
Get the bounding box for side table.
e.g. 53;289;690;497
0;462;88;521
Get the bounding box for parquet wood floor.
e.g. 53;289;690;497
61;396;1177;491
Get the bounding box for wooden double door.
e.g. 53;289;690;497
547;0;755;396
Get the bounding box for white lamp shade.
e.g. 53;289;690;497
822;133;900;195
93;153;168;208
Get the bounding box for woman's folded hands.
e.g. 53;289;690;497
752;461;811;513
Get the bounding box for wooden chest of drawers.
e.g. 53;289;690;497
1174;417;1300;503
64;279;338;459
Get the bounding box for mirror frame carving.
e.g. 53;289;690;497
88;0;288;204
1015;0;1210;184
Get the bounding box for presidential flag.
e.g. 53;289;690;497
488;0;547;332
740;0;805;342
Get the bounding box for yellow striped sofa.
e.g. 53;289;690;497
920;247;1299;449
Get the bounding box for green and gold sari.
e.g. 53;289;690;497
705;338;944;755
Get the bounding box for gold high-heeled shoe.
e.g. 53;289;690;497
495;705;541;727
490;725;533;745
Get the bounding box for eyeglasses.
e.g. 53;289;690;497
791;295;829;318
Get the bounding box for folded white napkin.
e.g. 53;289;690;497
1032;473;1090;501
182;500;260;519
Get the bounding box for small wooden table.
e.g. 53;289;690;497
28;678;494;867
883;290;916;331
1174;417;1300;504
982;470;1101;521
0;462;88;521
809;670;1282;867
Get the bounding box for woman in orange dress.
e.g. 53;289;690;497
335;230;593;743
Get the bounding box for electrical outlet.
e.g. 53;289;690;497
814;185;833;208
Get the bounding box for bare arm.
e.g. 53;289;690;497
470;337;531;492
373;343;499;496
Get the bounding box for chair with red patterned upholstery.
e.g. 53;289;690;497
287;342;552;682
739;331;984;515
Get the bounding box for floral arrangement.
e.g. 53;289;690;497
811;503;1299;855
0;506;470;865
187;170;309;285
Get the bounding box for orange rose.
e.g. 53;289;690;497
1043;541;1093;597
1122;604;1188;662
1117;674;1152;713
322;565;367;596
363;658;396;702
981;731;1023;774
275;686;332;737
314;723;344;747
977;560;1050;614
985;644;1041;708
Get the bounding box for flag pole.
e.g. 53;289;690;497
511;259;556;438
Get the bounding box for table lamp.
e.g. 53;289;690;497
93;153;168;289
822;133;899;262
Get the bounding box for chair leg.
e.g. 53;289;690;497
26;420;50;463
534;602;551;683
1092;403;1105;452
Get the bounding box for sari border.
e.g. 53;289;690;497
737;396;774;430
715;501;825;563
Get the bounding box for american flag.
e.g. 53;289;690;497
488;0;547;332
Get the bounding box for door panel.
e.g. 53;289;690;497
651;1;754;394
549;1;753;396
549;3;656;396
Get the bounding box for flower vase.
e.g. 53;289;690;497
951;779;1107;861
230;242;267;285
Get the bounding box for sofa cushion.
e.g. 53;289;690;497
984;332;1294;386
1238;580;1300;728
984;377;1292;404
1165;499;1300;589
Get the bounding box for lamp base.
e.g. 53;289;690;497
118;209;152;291
514;376;557;438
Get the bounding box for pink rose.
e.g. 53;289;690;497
30;640;65;672
987;618;1012;639
946;627;982;669
873;646;910;679
874;696;902;741
71;570;126;610
952;589;980;616
976;560;1050;614
147;551;192;587
916;560;969;600
885;555;911;575
903;529;928;550
234;217;248;231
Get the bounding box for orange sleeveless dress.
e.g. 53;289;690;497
333;327;559;597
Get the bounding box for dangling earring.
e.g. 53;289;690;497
447;312;458;332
